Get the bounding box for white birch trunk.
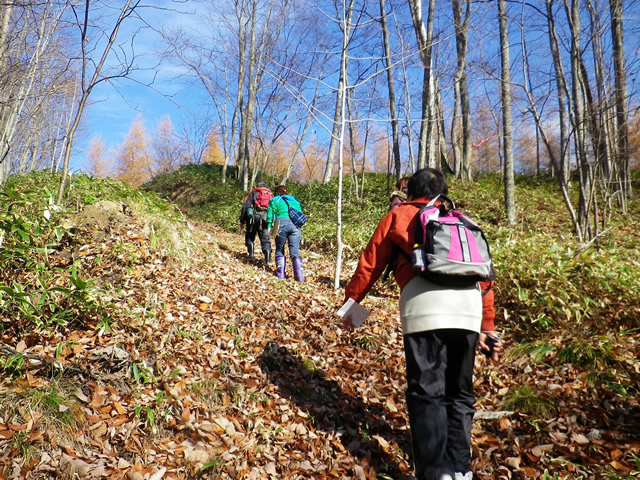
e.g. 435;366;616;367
333;0;353;290
498;0;516;224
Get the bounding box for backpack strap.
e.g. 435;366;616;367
383;205;418;281
428;194;455;210
382;244;398;281
382;244;412;281
242;189;255;204
273;195;285;210
383;202;427;281
281;196;301;212
480;280;494;296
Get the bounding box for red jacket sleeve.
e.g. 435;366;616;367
479;280;496;331
344;213;395;303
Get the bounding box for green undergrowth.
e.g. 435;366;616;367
142;167;640;339
2;167;639;402
143;165;640;400
4;171;189;255
0;171;190;340
143;166;640;335
143;164;399;258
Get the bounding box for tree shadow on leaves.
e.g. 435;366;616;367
220;244;271;270
315;275;347;289
259;342;413;479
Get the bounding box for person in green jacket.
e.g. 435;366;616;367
266;185;304;281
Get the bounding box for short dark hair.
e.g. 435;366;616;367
407;168;448;199
275;184;287;195
256;182;268;189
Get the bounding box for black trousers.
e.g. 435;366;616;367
403;329;478;480
245;216;271;256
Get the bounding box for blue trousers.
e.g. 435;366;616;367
275;217;301;259
403;329;478;480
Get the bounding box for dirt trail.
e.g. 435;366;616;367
1;208;414;479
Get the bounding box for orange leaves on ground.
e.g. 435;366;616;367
1;217;638;480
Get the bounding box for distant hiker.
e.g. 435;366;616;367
267;185;305;282
389;176;410;211
239;182;273;265
389;189;407;211
342;168;500;480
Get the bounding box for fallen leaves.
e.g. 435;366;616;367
0;217;638;480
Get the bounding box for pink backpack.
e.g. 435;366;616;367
409;195;494;286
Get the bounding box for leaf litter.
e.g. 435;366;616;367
0;207;638;479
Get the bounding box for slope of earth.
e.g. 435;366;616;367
0;203;411;480
0;196;638;480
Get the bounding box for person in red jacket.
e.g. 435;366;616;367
343;168;500;480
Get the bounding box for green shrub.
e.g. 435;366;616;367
558;337;615;369
501;385;555;417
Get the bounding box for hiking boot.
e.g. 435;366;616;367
292;257;304;282
247;241;255;259
275;256;286;279
264;251;271;265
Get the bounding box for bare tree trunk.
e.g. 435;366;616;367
427;73;437;168
0;4;12;70
358;66;379;194
234;0;249;186
452;0;472;181
322;75;346;184
221;69;237;184
400;46;416;172
346;88;359;199
53;82;77;174
379;0;401;179
544;0;581;232
585;0;615;229
435;78;453;173
238;0;286;191
238;1;259;191
451;85;461;176
498;0;516;224
1;2;62;174
0;2;13;179
28;142;40;173
408;0;436;170
609;0;631;204
281;60;326;185
58;0;136;204
359;102;373;193
323;0;353;185
520;1;579;231
564;0;592;242
334;0;352;290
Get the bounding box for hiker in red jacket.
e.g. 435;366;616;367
239;183;273;265
343;168;501;480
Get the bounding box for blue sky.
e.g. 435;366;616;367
70;1;204;172
69;0;640;176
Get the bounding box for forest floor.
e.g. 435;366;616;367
0;201;638;479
